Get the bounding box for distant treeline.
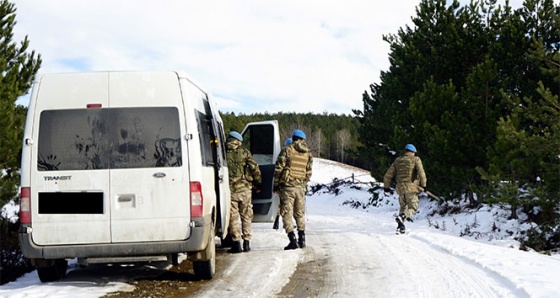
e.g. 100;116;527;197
220;111;367;168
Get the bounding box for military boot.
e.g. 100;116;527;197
219;234;234;248
395;214;406;234
243;240;251;252
228;241;242;253
284;231;299;250
297;231;306;248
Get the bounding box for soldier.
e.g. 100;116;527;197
383;144;427;234
274;130;313;250
226;131;262;253
272;138;293;230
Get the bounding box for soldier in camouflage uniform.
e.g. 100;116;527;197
272;138;293;230
383;144;427;234
226;131;262;253
273;130;313;250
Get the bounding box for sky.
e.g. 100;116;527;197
10;0;527;115
2;158;559;297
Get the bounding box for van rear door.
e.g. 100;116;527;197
108;72;189;243
32;73;111;245
32;72;190;245
241;121;281;222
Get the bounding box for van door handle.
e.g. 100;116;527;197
118;195;134;202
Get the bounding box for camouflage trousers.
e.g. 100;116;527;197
398;192;419;219
229;188;253;241
280;186;306;234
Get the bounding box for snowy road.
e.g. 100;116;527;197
188;159;557;298
198;207;527;298
360;234;524;297
2;158;559;297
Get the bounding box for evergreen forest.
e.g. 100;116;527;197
353;0;559;245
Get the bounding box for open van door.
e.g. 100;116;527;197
203;94;230;238
241;121;281;222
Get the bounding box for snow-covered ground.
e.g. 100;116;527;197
1;158;559;297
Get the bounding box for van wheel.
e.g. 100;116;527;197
193;229;216;280
36;259;68;283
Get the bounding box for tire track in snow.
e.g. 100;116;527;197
277;230;389;298
374;233;526;297
274;242;331;297
191;224;302;298
294;209;526;297
408;233;530;297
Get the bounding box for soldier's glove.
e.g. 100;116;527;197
273;185;280;193
384;188;390;193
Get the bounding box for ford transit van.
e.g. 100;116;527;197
18;71;230;282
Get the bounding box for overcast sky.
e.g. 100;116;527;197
12;0;526;115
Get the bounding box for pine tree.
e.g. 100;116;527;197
354;0;496;191
479;0;559;226
0;0;41;207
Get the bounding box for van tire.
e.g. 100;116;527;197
193;228;216;280
36;259;68;282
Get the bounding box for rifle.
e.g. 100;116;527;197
416;186;442;202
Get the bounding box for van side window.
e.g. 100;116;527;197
38;107;182;170
195;110;215;166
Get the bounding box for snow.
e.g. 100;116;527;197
1;200;19;223
2;158;560;297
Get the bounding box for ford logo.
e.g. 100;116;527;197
153;172;166;178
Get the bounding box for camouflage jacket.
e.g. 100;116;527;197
274;139;313;189
226;138;262;193
383;151;427;195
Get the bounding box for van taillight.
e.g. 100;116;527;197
20;187;31;224
190;182;203;217
87;103;102;108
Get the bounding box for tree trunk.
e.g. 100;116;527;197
468;191;479;208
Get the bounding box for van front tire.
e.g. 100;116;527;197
34;258;68;282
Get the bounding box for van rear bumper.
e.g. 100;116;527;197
18;216;212;260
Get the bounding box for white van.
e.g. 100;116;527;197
18;71;231;282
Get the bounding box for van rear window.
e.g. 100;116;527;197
38;107;182;171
